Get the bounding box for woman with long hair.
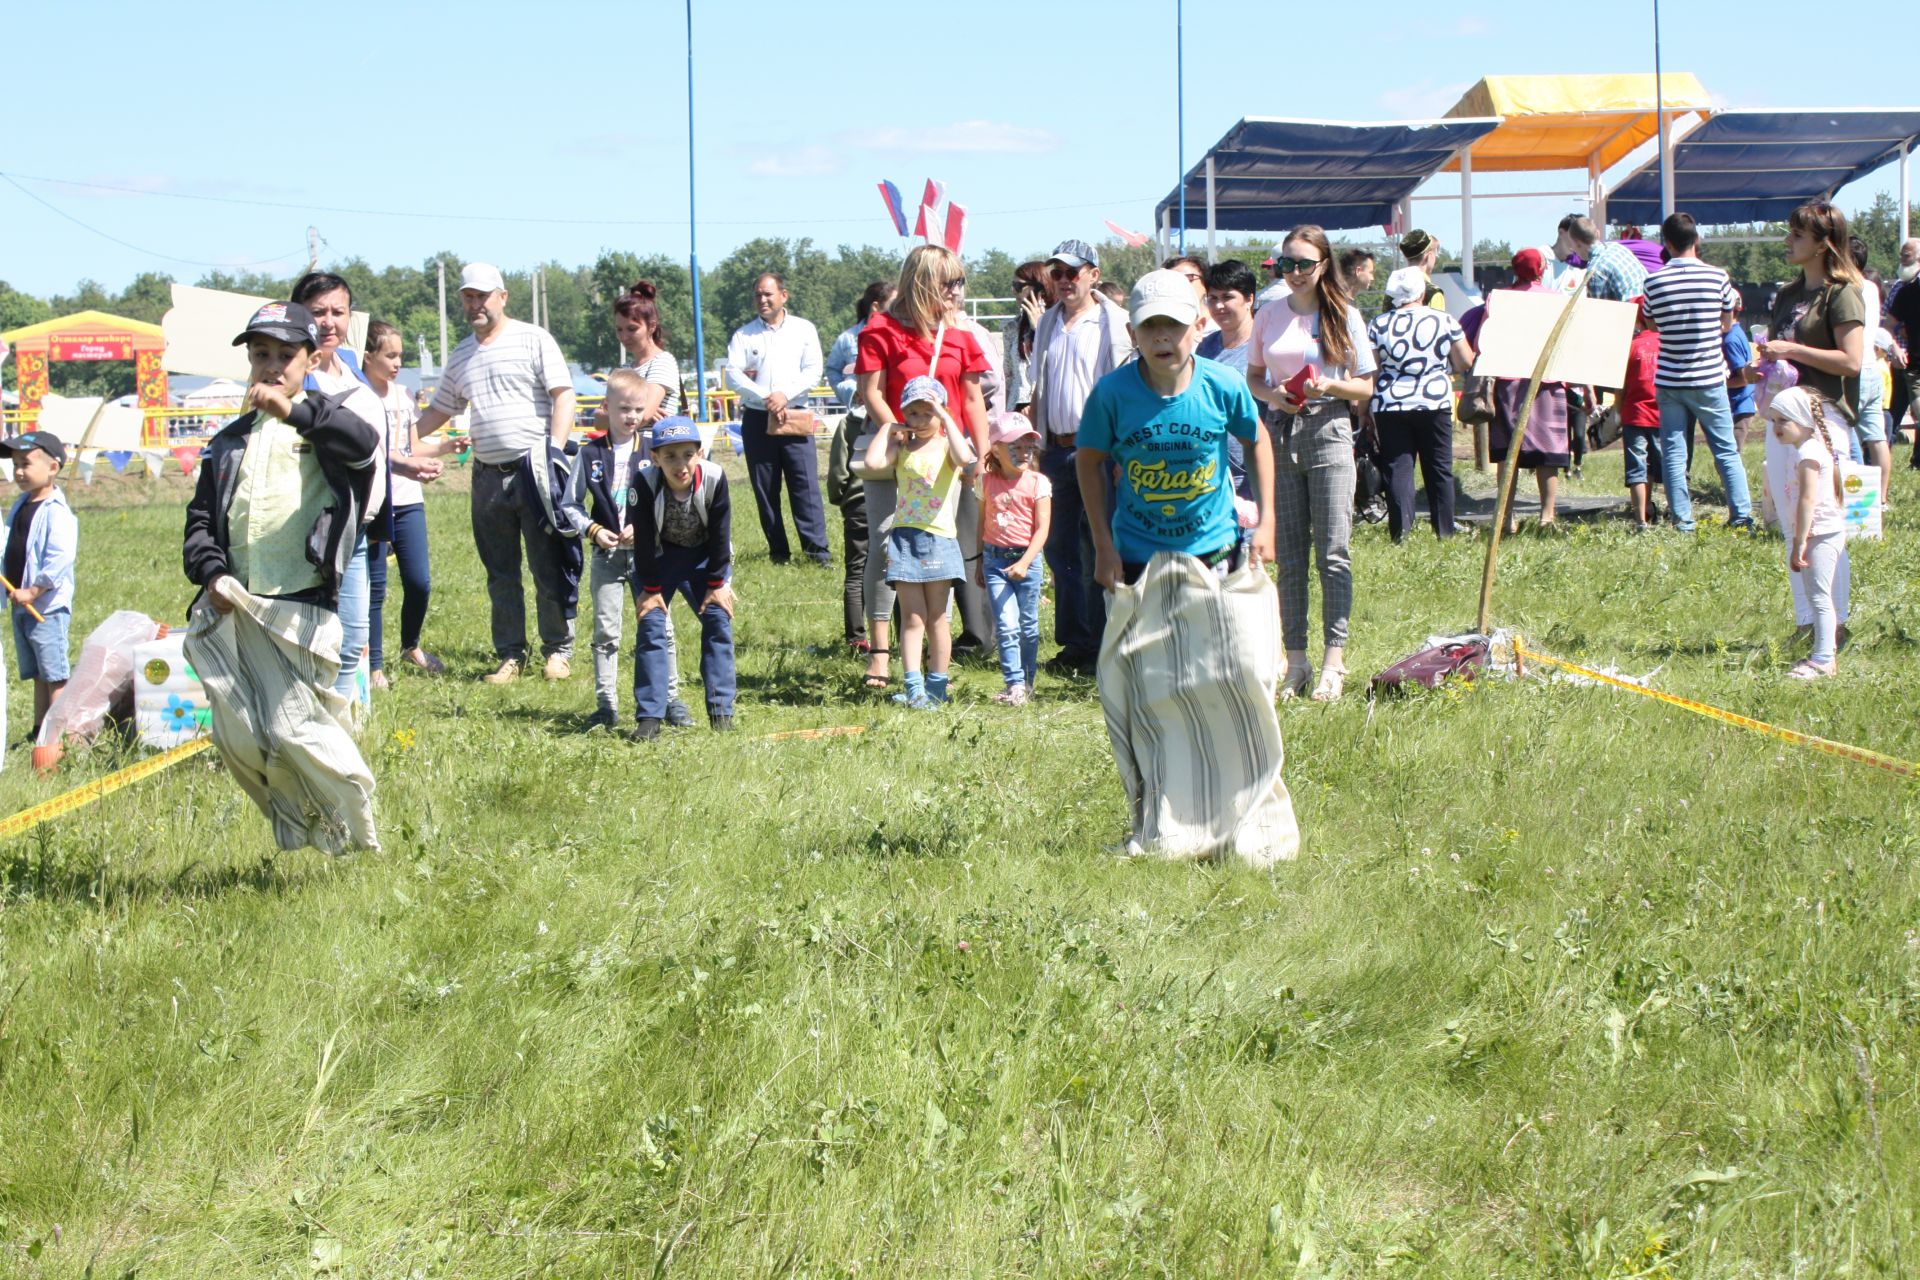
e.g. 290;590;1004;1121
1761;201;1866;464
853;245;992;691
1246;225;1377;701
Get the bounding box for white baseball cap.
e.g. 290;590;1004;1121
1383;267;1428;307
1127;268;1201;327
460;262;506;293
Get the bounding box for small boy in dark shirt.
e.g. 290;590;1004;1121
628;417;736;740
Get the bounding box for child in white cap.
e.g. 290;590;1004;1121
862;375;977;708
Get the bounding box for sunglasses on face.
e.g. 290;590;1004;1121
1278;257;1322;274
943;275;967;289
1048;265;1083;280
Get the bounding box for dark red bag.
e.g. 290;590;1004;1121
1371;638;1489;695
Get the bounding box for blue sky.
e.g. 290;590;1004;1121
2;0;1912;298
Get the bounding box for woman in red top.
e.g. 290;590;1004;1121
852;246;991;689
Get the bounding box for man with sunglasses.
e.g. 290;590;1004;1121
1026;238;1134;674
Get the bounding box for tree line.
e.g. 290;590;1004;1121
2;192;1903;401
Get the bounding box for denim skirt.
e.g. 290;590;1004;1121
886;526;964;584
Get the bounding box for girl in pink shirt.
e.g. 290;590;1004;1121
975;413;1053;704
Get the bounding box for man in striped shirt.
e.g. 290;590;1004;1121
414;263;581;682
1641;213;1754;532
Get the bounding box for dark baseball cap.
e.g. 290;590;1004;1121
232;300;319;349
1;430;66;464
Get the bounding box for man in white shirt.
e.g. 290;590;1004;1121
1027;239;1134;672
725;273;830;566
414;263;580;683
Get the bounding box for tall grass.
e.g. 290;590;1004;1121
1;445;1915;1277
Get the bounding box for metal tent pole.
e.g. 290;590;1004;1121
686;0;708;422
1176;0;1185;254
1654;0;1673;219
1460;149;1475;289
1205;155;1217;264
1901;140;1911;244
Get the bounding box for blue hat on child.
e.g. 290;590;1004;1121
650;416;701;448
900;376;947;407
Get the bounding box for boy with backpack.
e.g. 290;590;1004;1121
628;417;736;740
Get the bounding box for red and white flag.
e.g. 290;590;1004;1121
943;203;968;254
1103;219;1150;247
914;203;937;239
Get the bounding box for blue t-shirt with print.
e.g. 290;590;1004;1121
1078;357;1259;564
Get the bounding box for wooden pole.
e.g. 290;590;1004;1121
1475;274;1587;634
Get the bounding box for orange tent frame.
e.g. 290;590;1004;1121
3;310;170;447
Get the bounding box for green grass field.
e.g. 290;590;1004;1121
2;442;1917;1278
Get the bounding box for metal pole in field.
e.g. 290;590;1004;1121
1176;0;1185;254
1653;0;1672;220
686;0;708;422
437;260;447;369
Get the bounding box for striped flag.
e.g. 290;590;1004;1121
943;203;968;254
920;178;945;211
876;180;909;236
914;203;937;239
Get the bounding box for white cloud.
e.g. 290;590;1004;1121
836;120;1059;155
1453;16;1490;35
1377;81;1476;120
746;146;843;179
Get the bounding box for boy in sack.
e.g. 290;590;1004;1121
1076;269;1297;867
560;369;690;731
628;417;736;740
1;430;78;741
181;301;381;853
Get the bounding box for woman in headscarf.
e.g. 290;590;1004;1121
1462;249;1571;531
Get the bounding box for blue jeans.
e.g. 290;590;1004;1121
983;544;1044;688
1621;426;1659;487
333;531;370;699
366;503;432;671
1039;445;1105;654
633;543;736;721
1656;384;1752;530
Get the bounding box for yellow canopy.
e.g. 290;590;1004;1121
2;309;167;348
1444;73;1714;172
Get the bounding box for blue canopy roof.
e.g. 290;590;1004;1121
1607;108;1920;225
1156;117;1501;234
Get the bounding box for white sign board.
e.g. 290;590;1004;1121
1470;289;1637;389
162;284;369;380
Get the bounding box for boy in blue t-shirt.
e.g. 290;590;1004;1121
1077;269;1273;588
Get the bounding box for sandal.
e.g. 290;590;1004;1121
1787;658;1835;681
401;647;445;675
862;648;892;690
1279;659;1313;701
1310;663;1348;702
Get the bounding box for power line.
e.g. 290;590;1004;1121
0;173;304;270
0;170;1158;230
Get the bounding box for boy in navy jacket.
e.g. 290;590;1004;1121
628;417;734;739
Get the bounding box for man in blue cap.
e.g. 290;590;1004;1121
629;417;736;740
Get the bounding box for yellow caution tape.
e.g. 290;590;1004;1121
0;738;214;841
1513;639;1917;780
756;725;866;743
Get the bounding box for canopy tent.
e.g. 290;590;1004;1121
1604;108;1920;234
1;310;170;446
1157;76;1716;284
1443;73;1714;173
1153;116;1500;251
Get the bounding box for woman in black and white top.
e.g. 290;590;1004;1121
610;281;681;431
1368;266;1474;541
